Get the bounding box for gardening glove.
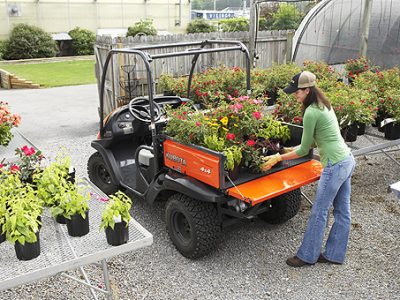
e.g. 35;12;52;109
281;146;295;154
260;153;282;172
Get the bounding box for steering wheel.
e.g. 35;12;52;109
128;97;162;123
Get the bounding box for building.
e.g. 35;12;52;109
0;0;191;40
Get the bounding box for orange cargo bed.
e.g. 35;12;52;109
227;160;322;206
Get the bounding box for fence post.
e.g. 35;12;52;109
286;31;294;63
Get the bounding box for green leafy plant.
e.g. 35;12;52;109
1;174;42;245
100;191;132;230
127;19;157;37
0;101;21;146
57;184;90;220
186;19;216;33
0;40;7;60
68;27;96;56
3;23;56;60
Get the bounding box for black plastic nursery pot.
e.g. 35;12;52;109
0;224;5;244
105;221;129;246
55;214;67;224
66;211;89;237
384;122;400;140
14;232;41;261
341;123;358;142
356;122;366;135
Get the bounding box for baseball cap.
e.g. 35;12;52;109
283;71;316;94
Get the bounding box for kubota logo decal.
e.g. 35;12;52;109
165;152;187;165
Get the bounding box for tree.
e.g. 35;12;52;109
271;4;303;30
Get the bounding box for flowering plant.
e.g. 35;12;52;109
303;60;341;81
273;89;302;124
165;96;291;172
344;56;375;79
14;146;45;181
0;101;21;146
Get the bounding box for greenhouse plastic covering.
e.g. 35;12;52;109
293;0;400;68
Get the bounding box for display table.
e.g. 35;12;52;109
0;179;153;299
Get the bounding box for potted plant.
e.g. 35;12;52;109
2;176;42;260
100;191;132;246
36;153;75;224
344;56;374;84
0;101;21;147
14;145;45;184
382;90;400;140
59;183;90;237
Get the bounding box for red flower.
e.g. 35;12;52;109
246;140;256;147
226;133;235;141
195;122;201;127
252;111;262;120
9;164;20;173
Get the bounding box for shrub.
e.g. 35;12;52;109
68;27;96;56
219;17;249;32
186;19;216;34
3;23;56;60
0;40;7;60
127;19;157;38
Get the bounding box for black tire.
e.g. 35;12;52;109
165;193;221;259
87;152;119;195
258;189;302;224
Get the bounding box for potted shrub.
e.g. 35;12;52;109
36;153;75;224
60;183;90;237
344;56;374;84
2;178;42;260
0;101;21;147
382;90;400;140
158;74;177;96
100;191;132;246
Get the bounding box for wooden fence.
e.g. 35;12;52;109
94;30;294;116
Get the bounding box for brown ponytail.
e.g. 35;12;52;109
301;86;331;116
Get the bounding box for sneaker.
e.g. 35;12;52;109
286;256;313;267
318;254;342;265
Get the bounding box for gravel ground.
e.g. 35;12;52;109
0;85;399;300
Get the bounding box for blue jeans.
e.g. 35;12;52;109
296;153;356;264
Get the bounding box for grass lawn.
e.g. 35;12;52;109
0;60;96;88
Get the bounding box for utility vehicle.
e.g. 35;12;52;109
88;40;322;258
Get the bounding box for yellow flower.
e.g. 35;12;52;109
210;123;219;127
233;124;239;127
204;117;210;121
222;127;229;132
220;116;228;126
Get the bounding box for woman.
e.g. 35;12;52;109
261;71;356;267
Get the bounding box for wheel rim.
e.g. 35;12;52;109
96;164;112;185
172;210;192;244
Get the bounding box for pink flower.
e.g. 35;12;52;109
226;133;235;141
195;122;201;127
246;140;256;147
252;111;262;120
21;145;36;156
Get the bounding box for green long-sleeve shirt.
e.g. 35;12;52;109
295;103;350;167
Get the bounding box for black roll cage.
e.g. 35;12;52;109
98;39;252;178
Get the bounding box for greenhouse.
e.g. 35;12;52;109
293;0;400;68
